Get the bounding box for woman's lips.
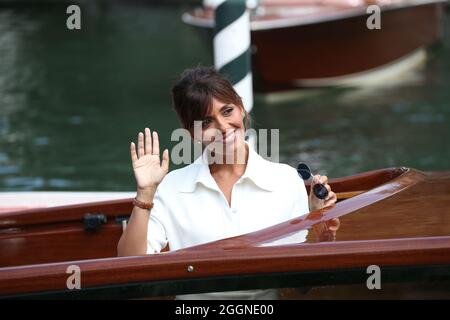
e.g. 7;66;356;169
213;129;236;143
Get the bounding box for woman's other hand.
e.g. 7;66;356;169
130;128;169;194
309;174;337;212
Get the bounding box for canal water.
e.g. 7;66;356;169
0;3;449;191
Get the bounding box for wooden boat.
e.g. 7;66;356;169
182;0;447;92
1;167;450;299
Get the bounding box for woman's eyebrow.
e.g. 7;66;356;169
205;105;232;119
220;104;232;111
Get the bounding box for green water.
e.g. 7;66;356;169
0;3;449;191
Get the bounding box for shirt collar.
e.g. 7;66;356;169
178;141;275;193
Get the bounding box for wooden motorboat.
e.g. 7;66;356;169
1;167;450;299
182;0;447;92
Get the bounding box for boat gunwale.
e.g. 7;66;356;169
182;0;446;31
1;235;450;297
0;167;408;229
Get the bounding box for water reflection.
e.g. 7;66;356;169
258;229;309;247
308;216;340;242
259;212;341;246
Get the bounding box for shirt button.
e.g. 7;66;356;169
231;208;238;214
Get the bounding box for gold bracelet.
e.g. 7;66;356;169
133;197;154;210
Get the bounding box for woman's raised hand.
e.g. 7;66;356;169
130;128;169;193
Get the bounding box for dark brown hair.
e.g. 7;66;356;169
171;66;250;133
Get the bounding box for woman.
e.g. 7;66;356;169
117;66;337;299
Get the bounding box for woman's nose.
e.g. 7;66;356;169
215;117;229;133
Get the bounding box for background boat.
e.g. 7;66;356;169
183;0;447;92
1;167;450;299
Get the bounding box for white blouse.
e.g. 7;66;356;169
146;142;310;299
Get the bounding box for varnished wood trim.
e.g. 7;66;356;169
0;199;133;229
1;236;449;296
336;191;365;200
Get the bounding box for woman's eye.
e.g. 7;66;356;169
202;119;211;128
223;108;233;116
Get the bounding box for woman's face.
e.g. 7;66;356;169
199;97;246;156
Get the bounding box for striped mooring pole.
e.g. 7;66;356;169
209;0;253;112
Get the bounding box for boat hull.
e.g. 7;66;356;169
183;1;445;92
251;2;444;92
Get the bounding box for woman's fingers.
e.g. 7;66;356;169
325;190;335;201
152;131;160;156
130;142;138;163
133;129;163;158
312;175;320;185
312;175;328;185
324;191;337;207
161;149;170;172
311;175;332;198
137;132;145;158
145;128;152;155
